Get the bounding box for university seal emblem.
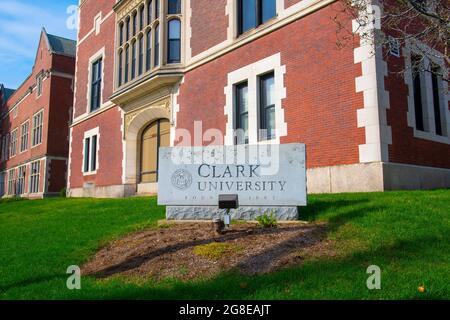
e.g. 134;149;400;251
171;169;193;190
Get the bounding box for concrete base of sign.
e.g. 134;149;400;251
166;206;299;221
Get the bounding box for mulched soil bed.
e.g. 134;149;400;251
82;222;333;282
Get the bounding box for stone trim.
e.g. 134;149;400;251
403;39;450;144
353;2;392;163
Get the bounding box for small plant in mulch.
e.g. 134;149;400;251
193;242;243;260
256;211;278;228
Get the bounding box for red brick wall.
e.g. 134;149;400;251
385;53;450;169
0;30;74;196
74;0;116;119
48;159;67;193
78;0;115;40
190;0;228;57
284;0;302;8
47;76;73;157
177;5;364;169
69;107;123;189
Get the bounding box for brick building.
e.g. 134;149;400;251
0;29;76;198
68;0;450;198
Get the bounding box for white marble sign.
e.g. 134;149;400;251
158;143;307;207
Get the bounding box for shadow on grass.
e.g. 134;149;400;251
300;196;370;222
0;274;68;294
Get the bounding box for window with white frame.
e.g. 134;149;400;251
36;73;43;97
259;72;276;141
9;129;18;157
29;161;40;194
17;165;26;195
237;0;277;36
225;54;287;145
408;51;449;141
235;81;249;145
32;110;44;146
20;121;29;152
90;58;103;112
83;129;99;174
7;169;15;196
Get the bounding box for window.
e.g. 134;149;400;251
237;0;276;35
412;55;425;131
29;161;40;194
225;54;286;145
155;0;160;19
235;82;249;145
154;24;160;67
90;58;102;111
9;129;18;157
118;50;123;87
36;73;43;97
125;46;130;83
259;72;275;141
132;11;137;36
147;0;153;24
408;51;448;141
131;41;137;80
126;17;130;41
146;30;152;71
168;0;181;14
431;64;443;136
1;135;9;161
167;19;181;63
7;169;15;196
17;166;26;195
138;36;144;75
119;23;124;46
95;15;101;34
20;122;29;152
139;6;145;30
83;132;98;174
32;110;43;147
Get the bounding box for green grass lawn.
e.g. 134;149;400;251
0;190;449;300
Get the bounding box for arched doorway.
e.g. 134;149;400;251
140;119;170;183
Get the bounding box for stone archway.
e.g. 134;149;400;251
123;99;171;190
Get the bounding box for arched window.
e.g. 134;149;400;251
119;23;124;46
155;0;160;19
138;36;144;75
132;11;137;36
131;41;137;80
118;50;123;86
154;24;160;67
139;6;145;30
124;45;130;83
168;0;181;14
167;19;181;63
146;30;152;71
140;119;170;183
147;0;153;24
125;17;130;41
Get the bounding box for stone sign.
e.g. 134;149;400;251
158;144;307;220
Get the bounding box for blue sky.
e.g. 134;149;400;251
0;0;78;89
